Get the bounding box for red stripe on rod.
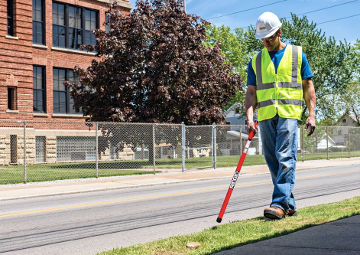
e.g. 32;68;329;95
216;122;258;223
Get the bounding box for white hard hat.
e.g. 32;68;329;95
255;12;282;39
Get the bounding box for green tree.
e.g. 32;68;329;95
339;40;360;125
205;25;261;112
205;25;248;82
321;41;360;125
339;82;360;125
280;14;354;123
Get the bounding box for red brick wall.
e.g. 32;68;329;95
0;0;131;126
0;0;33;120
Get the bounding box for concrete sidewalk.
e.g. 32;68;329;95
215;214;360;255
0;157;359;201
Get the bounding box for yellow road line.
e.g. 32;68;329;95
0;187;223;219
0;168;358;219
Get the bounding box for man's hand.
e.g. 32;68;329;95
303;79;316;137
305;116;316;136
247;120;258;134
245;85;257;134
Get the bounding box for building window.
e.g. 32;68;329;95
53;1;98;50
53;68;80;114
7;0;15;36
33;65;46;113
36;136;46;163
52;2;65;47
8;87;17;110
68;5;83;49
33;0;45;44
10;135;17;164
84;9;97;46
56;136;96;161
105;15;110;33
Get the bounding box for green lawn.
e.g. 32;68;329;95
98;196;360;255
0;151;359;184
154;151;360;169
152;154;267;169
0;162;160;184
300;151;360;160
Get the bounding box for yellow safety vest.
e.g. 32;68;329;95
252;45;303;121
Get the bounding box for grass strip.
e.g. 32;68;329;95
98;196;360;255
0;152;359;184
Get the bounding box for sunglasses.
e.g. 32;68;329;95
261;32;278;42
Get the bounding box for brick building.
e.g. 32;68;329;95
1;0;131;121
0;0;133;164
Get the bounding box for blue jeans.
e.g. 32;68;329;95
259;115;298;212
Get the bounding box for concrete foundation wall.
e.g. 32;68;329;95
0;127;134;165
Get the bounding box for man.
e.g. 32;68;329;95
245;12;316;219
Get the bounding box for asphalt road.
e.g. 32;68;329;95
0;165;359;255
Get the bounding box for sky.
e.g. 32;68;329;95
129;0;360;44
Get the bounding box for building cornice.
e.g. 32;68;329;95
96;0;132;9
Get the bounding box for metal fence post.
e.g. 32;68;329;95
326;126;329;160
211;124;214;167
240;125;243;155
301;125;304;162
152;124;156;174
348;127;351;156
212;122;216;169
95;122;99;178
23;121;27;184
181;122;185;172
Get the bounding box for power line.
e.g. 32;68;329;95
208;0;359;21
207;0;289;20
299;0;359;16
236;0;360;29
282;0;360;20
318;13;360;25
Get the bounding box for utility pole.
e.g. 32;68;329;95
184;0;186;13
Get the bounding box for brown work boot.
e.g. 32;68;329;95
264;206;285;219
286;210;298;217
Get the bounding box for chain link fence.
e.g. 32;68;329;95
299;125;360;161
0;119;359;184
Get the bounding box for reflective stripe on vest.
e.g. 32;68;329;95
252;45;304;121
258;99;303;108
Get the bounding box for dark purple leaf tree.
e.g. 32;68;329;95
68;0;242;164
70;0;242;125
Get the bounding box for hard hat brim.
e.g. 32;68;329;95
255;25;281;39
